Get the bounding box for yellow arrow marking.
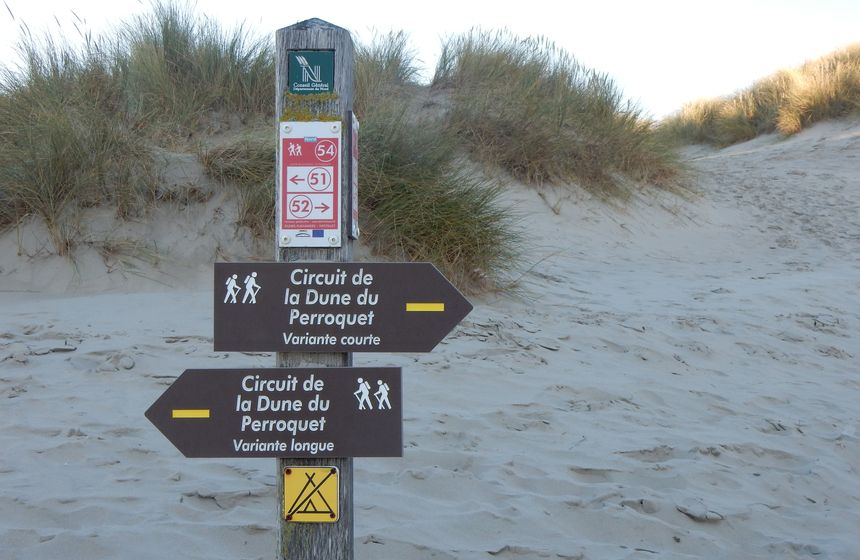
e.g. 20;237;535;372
172;409;210;419
406;303;445;312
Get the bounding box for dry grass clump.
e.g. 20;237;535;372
777;48;860;134
354;30;420;119
200;137;275;238
0;36;157;254
357;32;520;292
662;44;860;146
0;1;272;255
359;103;520;293
120;1;275;137
199;137;274;186
432;30;681;196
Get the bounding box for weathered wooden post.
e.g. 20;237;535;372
275;18;355;560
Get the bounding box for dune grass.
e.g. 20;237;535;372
433;30;681;196
120;1;274;136
356;31;521;291
358;102;520;292
662;44;860;146
1;4;691;291
0;1;271;255
354;30;420;119
0;35;156;254
199;136;275;239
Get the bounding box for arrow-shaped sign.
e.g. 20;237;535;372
214;262;472;353
146;368;402;458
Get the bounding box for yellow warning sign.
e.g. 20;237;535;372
283;466;339;523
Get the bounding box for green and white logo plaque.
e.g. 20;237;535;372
288;50;335;95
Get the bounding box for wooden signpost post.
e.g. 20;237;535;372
275;18;355;560
146;17;471;560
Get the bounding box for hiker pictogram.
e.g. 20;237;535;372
375;380;391;410
224;274;240;303
242;272;261;304
224;271;261;304
284;467;339;523
354;378;373;410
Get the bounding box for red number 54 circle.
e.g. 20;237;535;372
315;140;337;162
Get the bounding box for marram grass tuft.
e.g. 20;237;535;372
661;44;860;146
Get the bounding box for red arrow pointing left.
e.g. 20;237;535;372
290;175;303;185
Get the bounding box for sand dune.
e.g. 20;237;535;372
1;118;858;559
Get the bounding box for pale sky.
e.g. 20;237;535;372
1;0;858;118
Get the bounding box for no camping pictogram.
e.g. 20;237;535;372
284;466;339;523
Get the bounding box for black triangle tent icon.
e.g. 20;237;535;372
299;498;330;514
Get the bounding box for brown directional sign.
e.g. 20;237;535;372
214;262;472;353
145;368;401;458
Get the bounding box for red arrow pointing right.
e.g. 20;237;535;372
316;202;330;212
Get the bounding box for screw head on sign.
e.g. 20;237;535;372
286;514;293;521
329;236;338;245
284;125;292;133
330;513;336;519
285;468;292;475
281;236;290;245
330;123;339;133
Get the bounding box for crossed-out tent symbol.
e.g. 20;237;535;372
286;468;337;520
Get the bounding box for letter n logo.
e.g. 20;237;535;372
296;55;322;83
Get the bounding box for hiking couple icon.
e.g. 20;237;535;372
354;378;391;411
224;272;261;304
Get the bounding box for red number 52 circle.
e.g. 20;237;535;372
288;195;313;218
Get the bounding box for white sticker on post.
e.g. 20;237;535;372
278;121;342;247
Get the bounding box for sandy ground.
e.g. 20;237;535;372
1;118;858;559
